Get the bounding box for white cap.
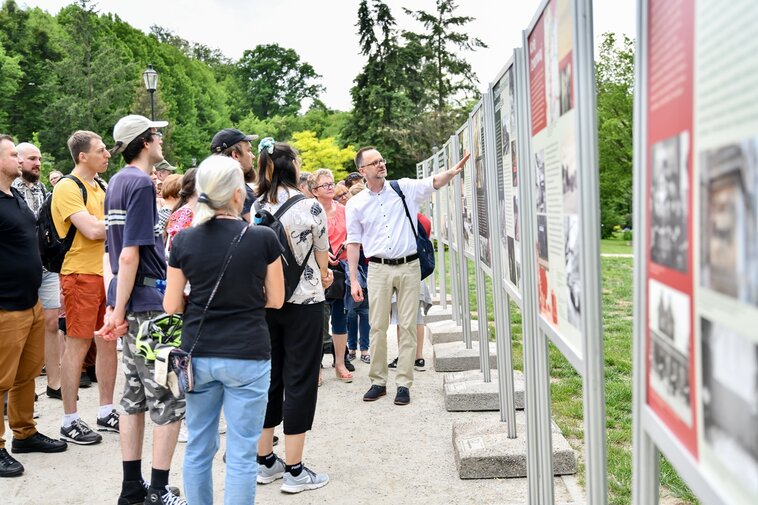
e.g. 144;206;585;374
112;114;168;153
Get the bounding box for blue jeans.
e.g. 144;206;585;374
346;294;370;352
183;357;271;505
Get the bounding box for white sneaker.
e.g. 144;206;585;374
280;465;329;493
116;338;123;352
177;421;188;443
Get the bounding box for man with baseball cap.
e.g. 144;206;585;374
153;159;176;182
210;128;258;222
98;114;186;505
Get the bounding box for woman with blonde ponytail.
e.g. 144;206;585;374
163;155;285;504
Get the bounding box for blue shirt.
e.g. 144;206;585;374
104;166;166;313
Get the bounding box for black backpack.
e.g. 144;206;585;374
37;175;104;273
253;194;314;300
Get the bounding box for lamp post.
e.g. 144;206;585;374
142;64;158;120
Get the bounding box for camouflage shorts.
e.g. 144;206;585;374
120;311;185;425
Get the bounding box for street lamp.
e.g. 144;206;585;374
143;64;158;120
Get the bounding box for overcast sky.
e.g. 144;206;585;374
20;0;635;111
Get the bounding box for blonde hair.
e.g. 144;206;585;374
161;174;182;200
192;156;246;226
307;168;334;191
348;183;365;197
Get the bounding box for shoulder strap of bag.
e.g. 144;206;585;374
56;175;89;243
187;223;249;355
389;180;418;240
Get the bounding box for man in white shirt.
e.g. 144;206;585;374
345;146;468;405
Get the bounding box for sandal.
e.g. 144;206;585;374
335;368;353;383
318;371;324;387
348;350;357;360
360;354;371;364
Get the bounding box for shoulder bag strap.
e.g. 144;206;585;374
186;223;249;355
389;180;418;240
273;193;305;219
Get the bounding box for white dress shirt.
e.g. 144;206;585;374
345;177;435;259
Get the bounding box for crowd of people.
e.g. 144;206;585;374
0;114;467;504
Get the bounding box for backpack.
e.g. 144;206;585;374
37;175;105;273
389;180;436;280
253;193;314;300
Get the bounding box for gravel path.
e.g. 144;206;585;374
5;325;585;504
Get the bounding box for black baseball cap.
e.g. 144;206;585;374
210;128;259;153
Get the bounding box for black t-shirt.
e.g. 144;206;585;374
0;188;42;310
169;218;281;360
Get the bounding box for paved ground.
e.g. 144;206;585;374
4;325;585;505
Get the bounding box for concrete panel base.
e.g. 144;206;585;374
453;413;577;479
433;340;497;372
427;320;479;346
424;305;454;324
443;369;525;411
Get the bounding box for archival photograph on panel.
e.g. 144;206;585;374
507;237;520;287
564;214;581;329
700;137;758;306
648;279;692;425
511;140;519;187
701;317;758;497
562;135;578;214
537;214;549;263
650;131;690;273
559;60;573;116
513;195;520;242
535;149;547;213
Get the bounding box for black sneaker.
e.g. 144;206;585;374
394;386;411;406
46;386;62;400
11;432;67;453
86;365;98;383
0;448;24;477
388;357;398;370
344;358;355;372
97;409;120;432
79;371;92;388
60;419;102;445
362;385;387;402
414;358;426;372
144;486;187;504
119;480;182;505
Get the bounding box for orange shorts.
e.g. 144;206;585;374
60;274;106;339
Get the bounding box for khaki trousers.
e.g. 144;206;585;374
367;260;421;388
0;300;44;447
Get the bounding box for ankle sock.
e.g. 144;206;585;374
62;413;80;428
123;460;142;482
151;468;169;491
98;404;113;418
257;452;276;468
285;462;303;477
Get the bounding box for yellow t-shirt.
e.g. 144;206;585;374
51;175;105;276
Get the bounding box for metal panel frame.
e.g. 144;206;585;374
432;149;448;311
485;71;518;433
444;138;462;326
453;129;473;348
515;43;554;504
469;100;492;380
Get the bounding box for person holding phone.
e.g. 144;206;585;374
308;169;352;383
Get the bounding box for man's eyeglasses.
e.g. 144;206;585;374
150;131;163;139
360;158;387;169
315;182;335;190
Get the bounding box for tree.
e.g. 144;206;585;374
290;130;355;181
40;1;138;172
235;44;324;119
0;43;21;132
596;32;634;237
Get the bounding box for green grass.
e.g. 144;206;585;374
601;238;633;255
435;249;697;504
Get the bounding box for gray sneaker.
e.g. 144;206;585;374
257;455;285;484
60;419;102;445
280;466;329;494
